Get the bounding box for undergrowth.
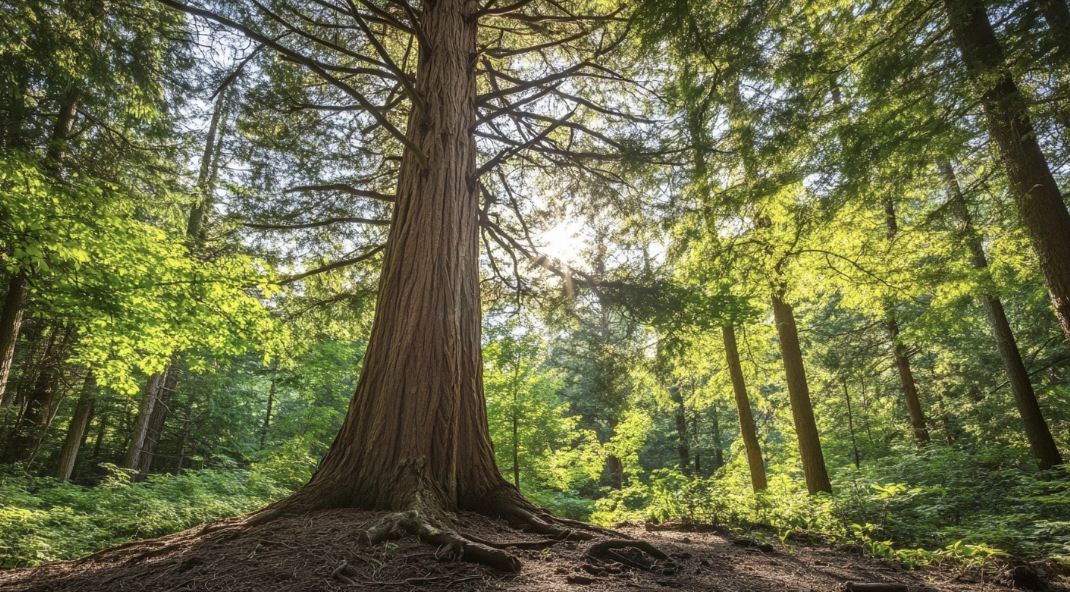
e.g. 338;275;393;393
588;446;1070;567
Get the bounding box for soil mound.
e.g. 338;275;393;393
0;510;1063;591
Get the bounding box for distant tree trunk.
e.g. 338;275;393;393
843;381;861;469
943;0;1070;350
941;161;1064;470
710;401;724;471
263;0;533;527
174;416;193;474
883;198;931;444
54;372;96;482
722;325;767;491
668;385;691;474
259;374;276;450
4;324;71;464
606;454;624;490
90;409;108;463
0;273;27;402
511;373;520;488
124;372;164;469
770;293;832;494
138;364;178;476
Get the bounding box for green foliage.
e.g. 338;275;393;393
0;465;292;568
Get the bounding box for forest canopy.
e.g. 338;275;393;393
0;0;1069;579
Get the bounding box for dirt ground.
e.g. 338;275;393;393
0;509;1065;591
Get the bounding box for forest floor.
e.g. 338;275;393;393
0;509;1065;592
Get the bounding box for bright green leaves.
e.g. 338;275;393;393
0;154;277;393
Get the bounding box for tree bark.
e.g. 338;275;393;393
0;273;27;403
124;371;164;469
272;0;522;517
721;325;767;491
138;363;178;476
260;373;275;450
883;198;930;444
770;293;832;494
55;372;96;482
668;384;691;474
942;0;1070;350
941;161;1064;470
843;381;861;469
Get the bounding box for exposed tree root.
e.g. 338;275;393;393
586;539;670;571
358;509;523;572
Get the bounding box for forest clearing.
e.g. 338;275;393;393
1;0;1069;589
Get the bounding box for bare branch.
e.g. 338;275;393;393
278;244;386;284
245;216;391;230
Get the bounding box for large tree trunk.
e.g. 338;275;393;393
942;0;1070;350
770;293;832;494
721;325;767;491
941;161;1064;470
55;372;96;482
883;199;930;444
273;0;518;517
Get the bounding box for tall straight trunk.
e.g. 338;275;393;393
138;364;178;476
175;416;193;474
259;374;276;450
275;0;520;516
843;381;861;469
55;372;96;482
941;161;1064;470
770;293;832;494
186;87;228;242
710;402;724;471
721;325;767;491
124;372;164;469
942;0;1070;350
668;385;691;473
883;198;931;444
0;273;27;402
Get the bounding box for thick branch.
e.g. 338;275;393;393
278;245;386;284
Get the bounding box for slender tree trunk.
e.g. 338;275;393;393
883;198;931;444
55;372;96;482
273;0;522;517
668;385;691;474
0;273;27;402
138;364;178;476
710;402;724;471
124;372;163;469
843;381;861;469
722;325;767;491
175;416;193;474
4;325;70;464
941;161;1064;470
943;0;1070;350
771;293;832;494
260;374;276;451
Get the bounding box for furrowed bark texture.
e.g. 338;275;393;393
279;0;519;514
0;273;27;402
770;294;832;494
124;372;164;469
721;325;767;491
55;372;96;482
943;0;1070;350
941;162;1063;470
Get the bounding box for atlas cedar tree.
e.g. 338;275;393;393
721;325;767;491
940;161;1064;471
941;0;1070;351
159;0;653;571
771;292;832;494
